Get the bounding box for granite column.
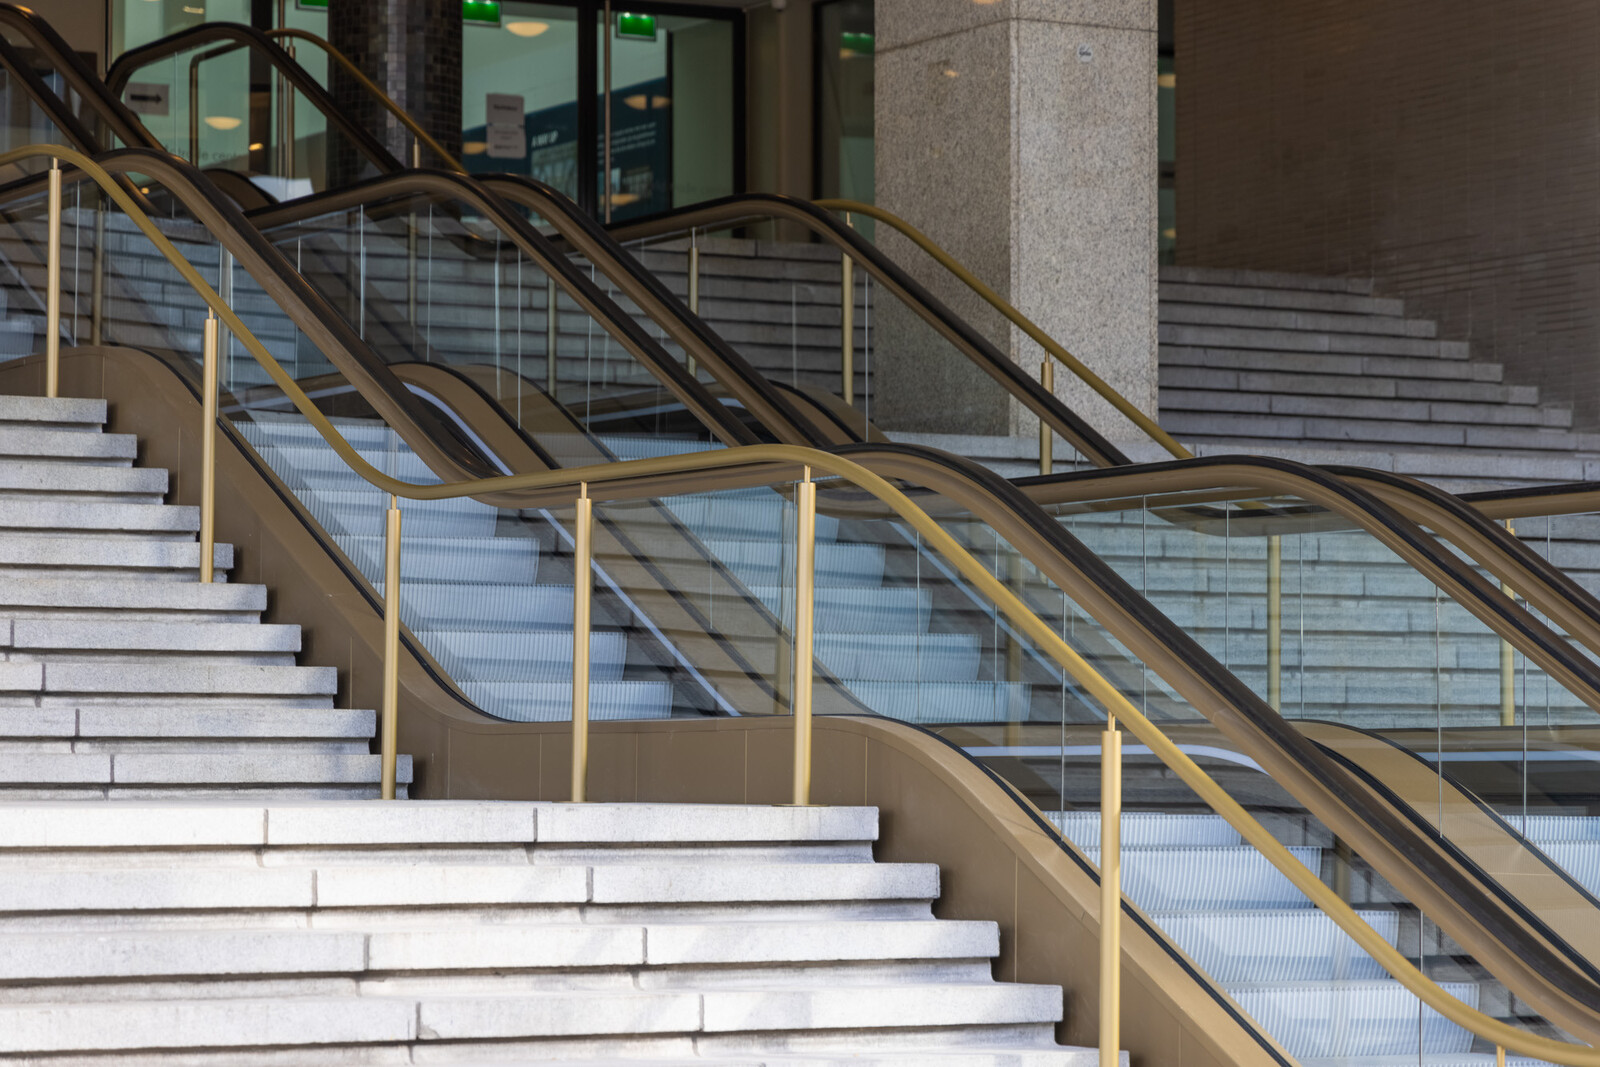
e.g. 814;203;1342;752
873;1;1158;448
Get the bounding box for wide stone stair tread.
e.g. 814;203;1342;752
3;618;301;654
0;425;136;463
0;534;232;573
0;751;409;784
0;984;1064;1054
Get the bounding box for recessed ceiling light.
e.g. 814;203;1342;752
462;141;488;155
203;116;241;131
506;20;549;37
248;141;264;151
624;94;648;110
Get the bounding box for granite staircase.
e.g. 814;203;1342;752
0;390;1104;1064
0;800;1101;1064
0;392;408;798
1156;266;1600;491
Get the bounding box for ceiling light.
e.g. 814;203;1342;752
609;192;640;206
1158;72;1175;89
651;95;670;109
203;116;241;130
506;19;548;37
462;141;488;155
248;141;264;151
624;93;648;110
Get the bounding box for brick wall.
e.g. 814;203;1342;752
1176;1;1600;425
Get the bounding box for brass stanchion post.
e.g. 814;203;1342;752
571;485;593;802
1501;519;1517;727
1268;534;1282;710
45;158;61;398
792;469;816;806
841;226;854;406
1100;713;1121;1064
380;493;402;800
199;312;218;584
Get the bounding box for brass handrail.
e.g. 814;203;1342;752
21;142;1598;1063
263;27;467;175
815;197;1193;462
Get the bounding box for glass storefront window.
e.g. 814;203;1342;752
461;3;583;201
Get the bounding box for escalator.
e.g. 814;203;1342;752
7;11;1600;1063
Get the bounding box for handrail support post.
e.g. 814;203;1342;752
1100;713;1121;1065
1500;519;1517;727
380;493;402;800
45;158;61;398
572;485;593;803
199;312;218;584
792;468;816;806
1267;534;1282;710
841;217;854;406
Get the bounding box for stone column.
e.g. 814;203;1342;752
329;0;462;178
873;0;1158;449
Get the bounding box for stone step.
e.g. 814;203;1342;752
0;660;335;702
1160;301;1435;339
0;801;878;849
0;860;931;911
1160;343;1506;382
0;460;167;503
0;619;300;657
0;425;135;465
0;918;999;982
0;394;106;430
1160;365;1538;406
0;535;231;577
0;984;1063;1055
0;499;201;539
1159;264;1376;296
0;706;375;742
0;578;266;621
1160;281;1404;317
1160;322;1467;359
0;752;409;794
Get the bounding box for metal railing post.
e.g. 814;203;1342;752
686;229;699;378
792;468;816;806
546;276;559;395
45;158;61;398
199;312;218;584
1100;714;1122;1065
1267;534;1282;710
841;225;855;406
1039;360;1054;476
571;485;593;802
1501;519;1517;727
380;493;402;800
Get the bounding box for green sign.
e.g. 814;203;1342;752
616;13;657;41
295;0;327;9
462;0;501;25
840;31;874;56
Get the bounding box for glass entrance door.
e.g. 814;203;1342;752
463;0;741;220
